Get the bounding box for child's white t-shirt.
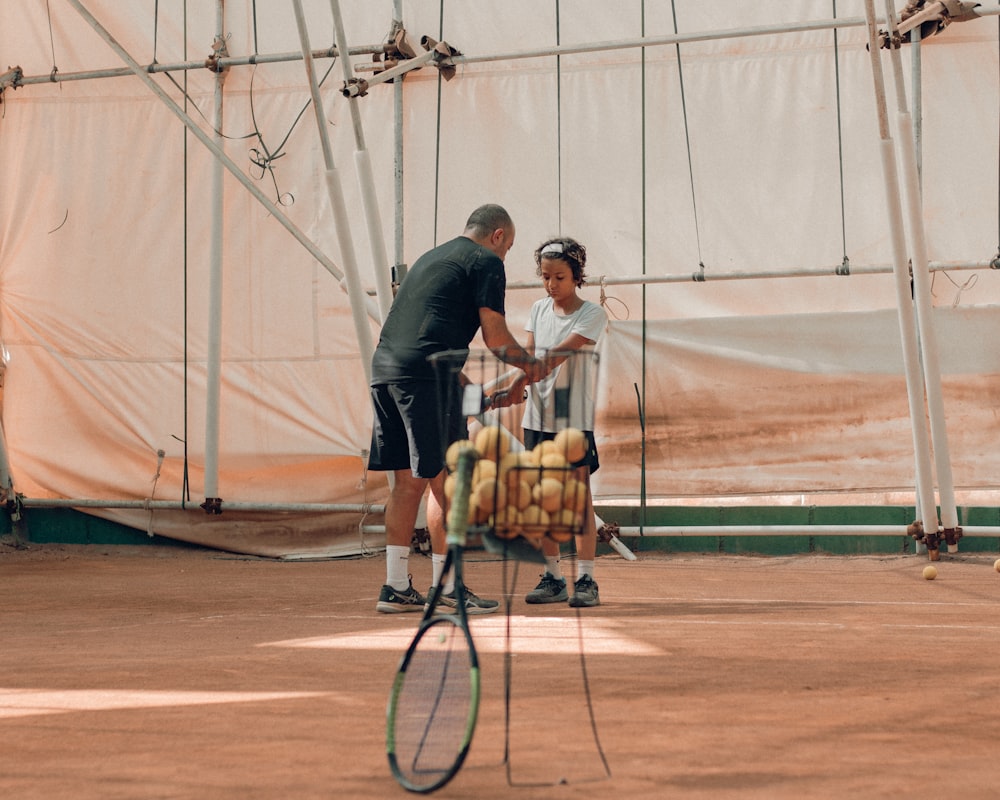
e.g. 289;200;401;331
522;297;606;432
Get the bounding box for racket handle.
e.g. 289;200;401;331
446;445;478;547
607;534;637;561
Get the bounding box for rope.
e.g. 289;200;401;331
556;1;563;229
669;0;703;270
45;0;59;81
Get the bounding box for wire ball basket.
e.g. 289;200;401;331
429;347;599;561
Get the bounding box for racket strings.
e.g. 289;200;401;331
391;622;475;788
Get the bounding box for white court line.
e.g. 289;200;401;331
647;596;997;609
263;615;663;655
0;689;334;720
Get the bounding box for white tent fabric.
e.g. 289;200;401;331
1;2;998;556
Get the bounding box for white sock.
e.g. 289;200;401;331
386;545;411;591
544;555;562;580
432;553;454;594
577;560;595;581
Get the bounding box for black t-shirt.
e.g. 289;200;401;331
370;236;507;384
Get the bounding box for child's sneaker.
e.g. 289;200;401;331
525;573;568;604
437;587;500;615
569;574;600;607
376;579;426;613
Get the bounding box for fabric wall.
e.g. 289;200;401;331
0;2;998;555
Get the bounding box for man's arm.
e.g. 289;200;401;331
479;307;544;382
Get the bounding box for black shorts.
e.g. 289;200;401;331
522;428;600;474
368;381;468;478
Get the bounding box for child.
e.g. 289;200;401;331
521;237;607;607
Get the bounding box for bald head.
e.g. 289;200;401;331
463;204;516;261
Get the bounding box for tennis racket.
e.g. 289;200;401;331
387;444;481;794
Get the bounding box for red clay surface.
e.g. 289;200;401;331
2;541;1000;799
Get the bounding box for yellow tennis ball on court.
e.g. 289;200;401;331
922;565;937;580
994;559;1000;573
445;439;475;471
475;425;510;461
553;427;587;464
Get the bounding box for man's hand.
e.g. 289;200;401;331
489;373;529;408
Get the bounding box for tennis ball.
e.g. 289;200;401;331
994;558;1000;573
922;565;937;580
474;478;506;514
510;479;533;511
517;452;541;487
443;473;457;500
475;425;510;461
520;504;550;531
539;451;569;482
473;459;497;485
445;439;475;471
553;427;587;463
492;505;521;539
533;477;566;514
533;440;559;460
497;451;521;483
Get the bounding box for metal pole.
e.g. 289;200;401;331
862;0;940;546
328;0;394;324
504;259;995;291
882;0;960;550
12;45;386;87
63;0;379;325
203;1;227;505
393;0;405;284
290;0;375;378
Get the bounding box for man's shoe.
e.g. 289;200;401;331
376;579;426;613
569;574;600;607
525;573;568;604
437;587;500;615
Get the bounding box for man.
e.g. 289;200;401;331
368;204;541;614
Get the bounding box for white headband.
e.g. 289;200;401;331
540;242;564;256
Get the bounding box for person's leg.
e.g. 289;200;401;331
427;468;499;614
570;470;600;607
376;469;430;613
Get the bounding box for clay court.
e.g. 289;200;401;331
2;541;999;799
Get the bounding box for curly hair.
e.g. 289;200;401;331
533;237;588;287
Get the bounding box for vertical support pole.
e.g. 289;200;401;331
862;0;940;552
393;0;405;285
328;0;395;324
203;0;228;508
290;0;374;381
881;0;960;554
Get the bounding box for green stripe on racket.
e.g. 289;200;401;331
387;445;481;794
